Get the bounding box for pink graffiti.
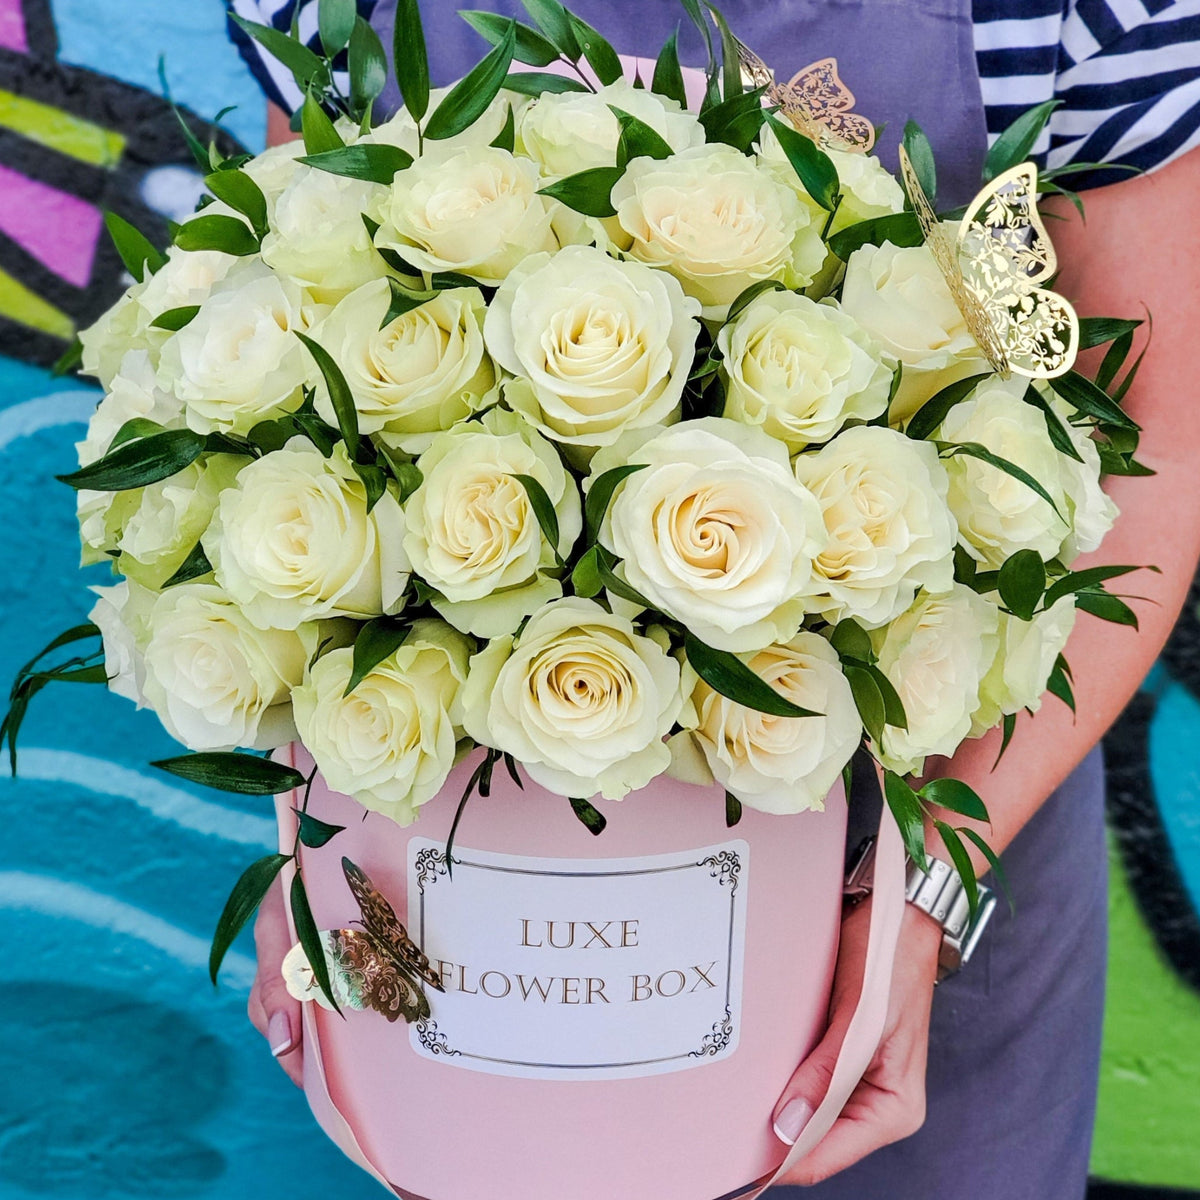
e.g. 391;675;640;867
0;163;102;288
0;0;26;53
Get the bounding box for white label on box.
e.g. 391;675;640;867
407;837;749;1080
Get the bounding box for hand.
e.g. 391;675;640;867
771;897;943;1185
247;875;304;1087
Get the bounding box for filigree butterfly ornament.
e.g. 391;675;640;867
282;857;444;1024
897;146;1080;379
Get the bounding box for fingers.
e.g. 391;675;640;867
249;875;305;1088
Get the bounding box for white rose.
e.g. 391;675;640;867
671;631;861;815
404;409;582;637
88;580;157;706
242;139;308;205
719;291;892;451
870;584;1000;776
314;279;495;454
117;454;241;590
793;425;957;628
372;144;558;285
937;378;1070;569
457;597;683;801
971;595;1077;735
157;263;312;434
260;168;385;303
611;143;827;320
141;582;318;751
484;245;700;451
519;79;704;178
204;440;410;630
1049;395;1119;564
137;247;240;327
599;418;826;651
293;618;471;826
840;240;987;423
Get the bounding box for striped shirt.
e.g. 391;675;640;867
226;0;1200;187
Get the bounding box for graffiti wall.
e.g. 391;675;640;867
0;2;1196;1196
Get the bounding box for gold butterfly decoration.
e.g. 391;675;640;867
898;146;1080;379
282;857;444;1024
732;39;875;152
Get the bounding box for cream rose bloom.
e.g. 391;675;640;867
204;440;409;630
484;245;700;451
314;279;495;454
719;291;892;451
88;579;157;706
611;144;827;319
140;582;317;751
157;263;313;434
870;584;1000;776
372;144;558;285
404;409;582;637
1049;394;1120;564
841;240;987;423
293;619;471;826
242;139;308;205
937;379;1070;569
260;168;385;303
671;632;861;815
519;78;704;178
457;597;683;801
970;595;1077;736
794;425;957;628
599;419;826;652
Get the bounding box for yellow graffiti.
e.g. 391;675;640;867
0;89;125;167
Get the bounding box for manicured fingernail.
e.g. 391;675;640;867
773;1098;814;1146
268;1010;294;1057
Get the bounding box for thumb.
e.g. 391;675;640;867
248;875;305;1086
771;1013;848;1146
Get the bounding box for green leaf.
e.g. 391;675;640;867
699;85;767;152
706;2;743;103
52;338;84;377
521;0;581;59
569;796;607;835
997;549;1046;621
684;632;820;719
426;21;516;141
393;0;431;121
377;444;423;500
104;212;166;282
175;214;259;257
538;165;622;218
724;279;787;326
1046;653;1075;712
299;143;413;184
381;277;436;328
766;114;839;211
611;105;674;167
1096;329;1133;392
291;871;340;1011
296;332;359;457
149;305;201;332
1047;370;1140;431
904;373;989;441
205;168;269;237
585;463;647;541
56;428;205;491
830;619;874;664
462;11;558;66
162;541;213;587
652;27;687;106
502;72;589;96
512;473;563;561
960;825;1013;913
920;778;989;822
845;663;885;744
933;820;979;915
301;90;345;156
153;752;307;795
725;790;743;828
1111;318;1151;403
902;120;937;206
353;461;387;512
936;441;1066;522
827;211;922;260
348;16;388;116
982;99;1060;182
318;0;356;54
230;15;330;93
994;711;1018;768
679;0;719;108
883;770;928;871
158;57;213;171
1020;384;1083;462
571;14;622;85
345;617;411;696
295;808;346;848
571;545;604;598
1043;563;1145;609
1075;589;1139;628
490;102;516;151
1077;316;1141;351
24;664;108;685
867;664;908;730
11;623;100;690
209;853;291;984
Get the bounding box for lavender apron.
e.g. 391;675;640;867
372;3;1109;1195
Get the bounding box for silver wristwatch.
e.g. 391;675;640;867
844;837;997;982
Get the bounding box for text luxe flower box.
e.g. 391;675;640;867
279;746;848;1200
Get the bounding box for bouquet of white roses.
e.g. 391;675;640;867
5;0;1148;1009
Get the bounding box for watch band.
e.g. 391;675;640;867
844;836;997;982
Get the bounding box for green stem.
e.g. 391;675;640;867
820;193;844;241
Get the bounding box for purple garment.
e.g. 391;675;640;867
370;3;1108;1195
